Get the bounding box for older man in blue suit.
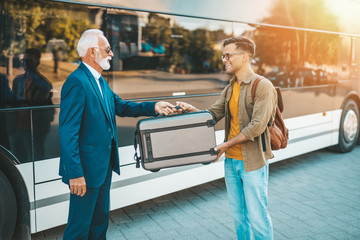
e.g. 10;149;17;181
59;29;174;239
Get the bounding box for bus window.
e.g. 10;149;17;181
350;38;359;80
301;31;338;85
0;110;32;163
248;25;339;88
339;36;351;81
0;0;101;107
355;38;360;87
105;11;233;99
251;26;294;88
0;0;103;164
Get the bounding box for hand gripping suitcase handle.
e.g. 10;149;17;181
175;105;187;114
157;106;187;117
210;148;220;155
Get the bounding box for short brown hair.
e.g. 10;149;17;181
223;37;256;58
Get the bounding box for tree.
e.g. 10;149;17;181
2;0;96;77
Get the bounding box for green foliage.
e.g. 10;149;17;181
142;13;228;73
4;0;96;61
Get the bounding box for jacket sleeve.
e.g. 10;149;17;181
207;85;228;122
241;80;277;141
113;93;157;117
59;77;85;179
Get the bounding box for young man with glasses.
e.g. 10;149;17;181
177;37;276;240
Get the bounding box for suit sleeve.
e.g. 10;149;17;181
113;92;157;117
59;77;85;179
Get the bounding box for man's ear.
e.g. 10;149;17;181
88;48;95;57
242;53;247;62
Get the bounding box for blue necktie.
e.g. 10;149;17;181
99;77;114;137
99;76;106;99
99;77;111;118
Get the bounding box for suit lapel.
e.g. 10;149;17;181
79;63;111;123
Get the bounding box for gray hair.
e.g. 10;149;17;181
77;29;104;57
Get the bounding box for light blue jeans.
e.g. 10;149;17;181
224;158;273;240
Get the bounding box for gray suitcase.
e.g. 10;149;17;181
134;111;219;172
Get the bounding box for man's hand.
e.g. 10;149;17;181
155;101;176;115
175;101;200;113
213;142;229;163
69;177;86;197
213;133;247;162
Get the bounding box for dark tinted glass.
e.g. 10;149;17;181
339;36;351;81
0;110;32;163
0;0;100;108
32;108;60;161
250;26;338;88
105;12;232;99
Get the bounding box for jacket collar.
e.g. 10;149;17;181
79;62;94;80
229;71;258;85
82;62;101;80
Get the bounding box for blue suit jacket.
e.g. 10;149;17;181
59;63;156;187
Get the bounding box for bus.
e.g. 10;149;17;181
1;0;360;238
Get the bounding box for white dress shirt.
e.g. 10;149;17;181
83;62;104;98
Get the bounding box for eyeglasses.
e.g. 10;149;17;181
221;52;245;61
102;47;112;54
95;46;112;54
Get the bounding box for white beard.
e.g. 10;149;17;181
95;50;111;70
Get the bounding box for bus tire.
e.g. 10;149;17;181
0;170;17;240
334;99;360;153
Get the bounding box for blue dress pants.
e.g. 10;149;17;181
63;164;112;240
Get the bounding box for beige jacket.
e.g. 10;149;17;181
208;71;277;171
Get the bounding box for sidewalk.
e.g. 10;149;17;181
32;145;360;239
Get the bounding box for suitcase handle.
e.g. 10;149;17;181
158;106;187;117
175;105;187;114
134;129;141;168
210;148;220;155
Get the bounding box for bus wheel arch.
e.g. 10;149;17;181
0;147;31;240
334;98;360;152
0;169;16;240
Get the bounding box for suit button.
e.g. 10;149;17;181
108;128;111;132
108;145;111;149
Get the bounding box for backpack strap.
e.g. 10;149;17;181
251;76;264;101
276;88;284;113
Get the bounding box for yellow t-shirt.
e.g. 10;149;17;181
225;81;243;160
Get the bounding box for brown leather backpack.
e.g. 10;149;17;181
252;77;289;150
